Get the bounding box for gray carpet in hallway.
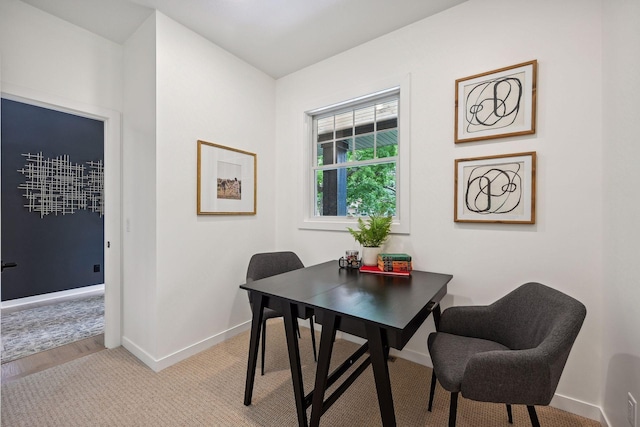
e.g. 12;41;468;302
1;295;104;363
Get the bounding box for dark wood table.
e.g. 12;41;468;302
240;260;453;427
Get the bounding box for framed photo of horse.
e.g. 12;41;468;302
197;140;256;215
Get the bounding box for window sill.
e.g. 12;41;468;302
298;216;409;234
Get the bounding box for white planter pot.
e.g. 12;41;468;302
362;246;381;266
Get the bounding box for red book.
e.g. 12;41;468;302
359;265;411;276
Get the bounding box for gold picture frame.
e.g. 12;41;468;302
454;152;536;224
197;140;256;215
455;60;537;143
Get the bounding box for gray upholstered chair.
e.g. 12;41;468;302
427;282;586;427
246;251;317;375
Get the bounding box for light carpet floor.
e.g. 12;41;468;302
1;319;600;426
1;295;104;363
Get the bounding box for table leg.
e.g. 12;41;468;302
309;313;339;427
366;324;396;427
432;304;442;331
244;293;266;406
282;302;308;427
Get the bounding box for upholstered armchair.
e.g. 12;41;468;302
427;282;586;426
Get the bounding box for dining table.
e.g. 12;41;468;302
240;260;453;427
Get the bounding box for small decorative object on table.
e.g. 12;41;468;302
359;253;413;276
339;250;361;269
378;253;413;272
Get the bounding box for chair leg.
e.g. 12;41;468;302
428;371;437;412
506;404;513;423
308;317;317;362
260;318;267;376
449;392;458;427
295;319;301;338
527;405;540;427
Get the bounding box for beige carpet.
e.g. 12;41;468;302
1;319;600;426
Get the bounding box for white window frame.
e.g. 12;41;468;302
300;75;411;234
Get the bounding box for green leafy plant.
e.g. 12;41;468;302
347;214;393;247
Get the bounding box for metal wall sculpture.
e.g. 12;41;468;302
17;152;104;218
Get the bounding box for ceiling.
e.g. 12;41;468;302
21;0;467;79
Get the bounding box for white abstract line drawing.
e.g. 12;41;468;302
17;152;104;218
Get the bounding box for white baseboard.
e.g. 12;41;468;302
1;284;105;313
122;320;252;373
390;346;432;367
121;337;157;371
551;394;608;426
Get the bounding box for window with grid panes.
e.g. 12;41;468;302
311;90;400;218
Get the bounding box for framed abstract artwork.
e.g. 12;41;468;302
197;140;256;215
455;60;537;143
454;152;536;224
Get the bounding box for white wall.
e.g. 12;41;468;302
1;0;278;372
122;13;158;360
122;12;277;369
0;0;122;111
602;1;640;426
276;0;604;414
154;12;277;363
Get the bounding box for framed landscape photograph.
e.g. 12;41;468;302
455;60;537;143
197;140;256;215
454;152;536;224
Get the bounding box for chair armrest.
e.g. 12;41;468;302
461;348;554;405
439;305;493;338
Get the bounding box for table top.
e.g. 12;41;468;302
241;260;452;335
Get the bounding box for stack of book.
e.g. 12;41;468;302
378;253;412;273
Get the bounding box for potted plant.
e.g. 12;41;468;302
347;213;393;266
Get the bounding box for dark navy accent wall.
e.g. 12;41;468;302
1;99;104;301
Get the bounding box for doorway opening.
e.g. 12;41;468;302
0;88;122;367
